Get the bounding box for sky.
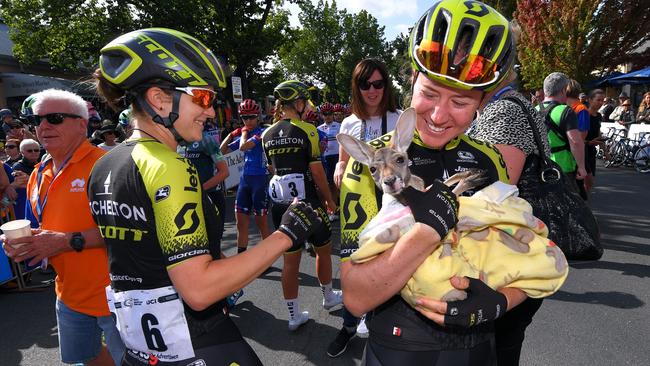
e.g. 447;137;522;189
283;0;431;42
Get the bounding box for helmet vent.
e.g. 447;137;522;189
175;42;207;71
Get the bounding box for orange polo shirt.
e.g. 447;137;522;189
27;141;109;316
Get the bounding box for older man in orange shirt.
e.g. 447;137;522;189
2;89;124;365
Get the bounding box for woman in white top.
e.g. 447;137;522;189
334;58;401;187
328;58;401;358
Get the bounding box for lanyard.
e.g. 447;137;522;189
34;155;72;223
360;113;388;142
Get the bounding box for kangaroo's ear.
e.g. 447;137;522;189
393;108;417;153
337;133;375;166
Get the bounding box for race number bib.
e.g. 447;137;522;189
106;285;195;361
268;173;306;204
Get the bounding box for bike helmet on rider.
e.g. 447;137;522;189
239;99;261;115
408;0;515;91
273;80;313;120
332;103;344;113
99;28;227;144
319;102;334;114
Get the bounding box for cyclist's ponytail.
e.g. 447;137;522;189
93;68;127;111
273;99;283;123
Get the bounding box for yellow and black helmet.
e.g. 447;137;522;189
273;80;312;102
99;28;227;90
409;0;515;91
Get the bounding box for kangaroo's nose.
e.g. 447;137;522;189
383;176;396;186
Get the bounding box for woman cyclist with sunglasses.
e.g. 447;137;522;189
89;28;322;365
262;80;342;331
338;1;536;365
220;99;271;254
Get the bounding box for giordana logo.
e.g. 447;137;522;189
70;178;85;192
155;186;171;202
457;151;475;160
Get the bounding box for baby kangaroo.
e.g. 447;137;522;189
337;108;485;247
337;108;486;206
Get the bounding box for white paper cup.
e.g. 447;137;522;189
1;219;32;249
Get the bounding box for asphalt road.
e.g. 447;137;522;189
1;160;649;366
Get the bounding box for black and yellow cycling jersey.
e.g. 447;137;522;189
261;118;321;201
340;131;509;352
88;138;232;349
262;118;332;251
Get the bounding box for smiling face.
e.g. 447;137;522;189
410;74;483;149
168;90;216;143
360;69;385;115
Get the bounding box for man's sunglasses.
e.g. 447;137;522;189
241;115;258;120
33;113;83;126
322;112;333;116
25;149;40;153
175;87;216;109
10;125;22;130
5;145;17;149
359;79;386;91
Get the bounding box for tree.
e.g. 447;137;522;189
0;0;292;96
278;0;388;102
515;0;650;88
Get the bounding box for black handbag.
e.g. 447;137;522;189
505;96;603;260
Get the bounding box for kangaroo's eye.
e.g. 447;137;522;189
396;157;405;164
369;166;377;173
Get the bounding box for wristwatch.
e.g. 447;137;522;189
70;232;85;252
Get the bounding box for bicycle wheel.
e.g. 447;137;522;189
605;141;625;167
634;144;650;173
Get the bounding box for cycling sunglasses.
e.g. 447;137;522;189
240;115;258;120
5;145;17;149
322;112;333;116
174;87;216;109
359;79;386;91
33;113;83;126
25;148;40;153
413;41;500;88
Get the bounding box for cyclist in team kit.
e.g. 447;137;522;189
338;1;536;365
220;99;271;254
262;80;343;331
317;102;342;220
89;28;322;365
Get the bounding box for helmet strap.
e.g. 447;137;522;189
134;91;189;146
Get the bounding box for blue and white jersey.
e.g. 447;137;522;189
317;121;341;156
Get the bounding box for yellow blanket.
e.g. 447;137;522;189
350;182;569;307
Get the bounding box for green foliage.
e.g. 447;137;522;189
0;0;291;95
515;0;650;89
278;0;389;102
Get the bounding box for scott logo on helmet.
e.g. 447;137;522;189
136;34;206;86
464;1;489;17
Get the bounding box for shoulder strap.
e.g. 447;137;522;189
381;113;387;135
538;102;568;143
504;97;560;180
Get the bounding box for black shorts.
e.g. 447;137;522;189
363;338;495;366
324;155;339;184
271;199;331;253
122;339;262;366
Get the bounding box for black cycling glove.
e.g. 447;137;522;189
444;277;508;327
278;201;322;247
399;181;459;238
